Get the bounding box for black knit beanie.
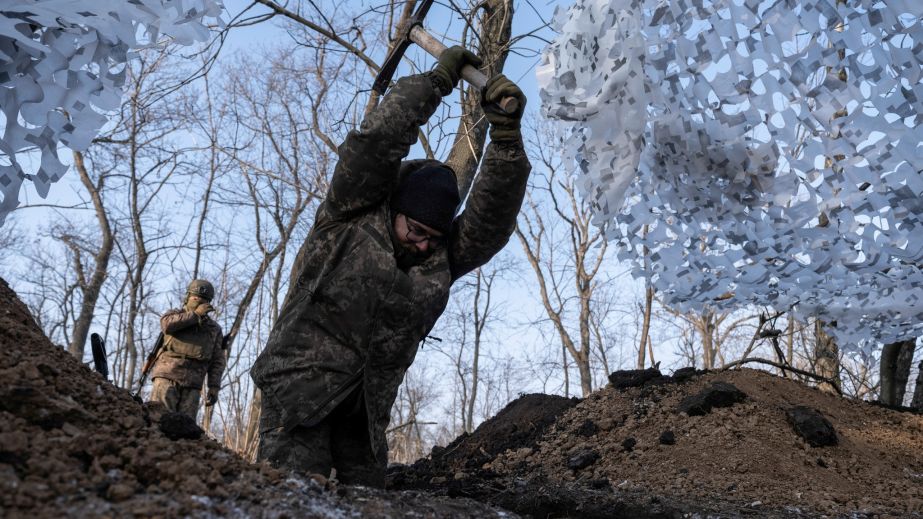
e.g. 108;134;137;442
392;164;460;234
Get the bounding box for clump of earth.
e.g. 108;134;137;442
2;276;922;518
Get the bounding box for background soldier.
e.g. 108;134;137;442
251;47;531;486
149;279;226;419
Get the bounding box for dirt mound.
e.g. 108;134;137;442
0;278;513;518
390;369;923;518
5;272;923;519
435;393;578;470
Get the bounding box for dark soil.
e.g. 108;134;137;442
0;277;513;518
389;368;923;518
431;393;578;472
4;275;923;518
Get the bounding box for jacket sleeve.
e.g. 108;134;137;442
324;74;444;220
207;328;226;391
160;309;199;334
450;138;532;280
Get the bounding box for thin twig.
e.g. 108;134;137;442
721;357;843;395
252;0;380;74
386;420;438;434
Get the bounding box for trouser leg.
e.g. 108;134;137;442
329;391;385;487
177;386;203;420
257;395;333;476
255;389;383;485
150;377;180;412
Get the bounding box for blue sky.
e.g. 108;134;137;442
210;0;660;392
219;0;566;112
7;0;672;399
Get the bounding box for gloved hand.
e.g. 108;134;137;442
432;46;482;96
194;303;214;317
481;74;526;142
206;387;219;406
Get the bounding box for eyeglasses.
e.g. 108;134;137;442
404;217;446;249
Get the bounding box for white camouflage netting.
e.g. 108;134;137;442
539;0;923;349
0;0;223;224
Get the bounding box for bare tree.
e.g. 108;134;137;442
199;45;341;434
0;217;23;276
880;338;917;406
662;305;758;370
444;0;516;194
64;151;115;361
248;0;516;194
388;360;440;464
912;355;923;410
814;320;842;393
430;259;511;435
43;45;202;391
515;118;622;397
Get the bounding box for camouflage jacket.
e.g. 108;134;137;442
151;309;225;390
250;73;531;461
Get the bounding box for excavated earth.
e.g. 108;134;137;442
3;275;923;518
0;278;512;518
389;369;923;517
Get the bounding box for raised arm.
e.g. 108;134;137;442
325;47;483;220
160;309;199;334
325;75;441;219
450;76;531;279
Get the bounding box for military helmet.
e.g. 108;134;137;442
186;279;215;301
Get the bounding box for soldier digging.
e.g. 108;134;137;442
251;47;531;486
148;279;226;419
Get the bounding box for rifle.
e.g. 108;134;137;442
133;331;164;400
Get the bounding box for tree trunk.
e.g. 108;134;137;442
911;356;923;411
562;342;570;398
638;284;654;370
446;0;515;195
576;350;593;396
814;320;841;393
786;316;795;368
700;310;717;369
467;269;484;433
881;339;916;405
67;151;114;360
894;339;915;404
242;388;262;461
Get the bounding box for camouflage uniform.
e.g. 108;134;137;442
251;72;531;485
150;309;225;419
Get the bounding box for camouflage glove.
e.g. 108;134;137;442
194;303;214;317
431;46;483;96
482;75;526;142
206;387;219;406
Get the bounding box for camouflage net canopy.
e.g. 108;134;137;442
0;0;224;224
539;0;923;351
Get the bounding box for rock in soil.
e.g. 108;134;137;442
608;368;664;389
658;430;676;445
677;381;747;416
159;411;205;441
567;449;600;470
786;406;838;447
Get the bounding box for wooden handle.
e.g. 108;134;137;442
409;26;518;114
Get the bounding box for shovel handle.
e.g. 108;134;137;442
409;26;519;114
